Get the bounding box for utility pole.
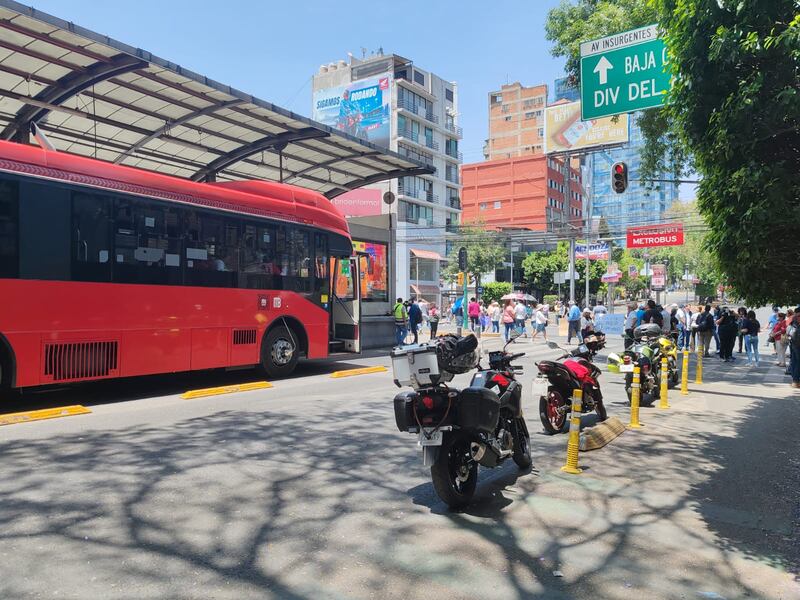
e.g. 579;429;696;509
568;238;576;303
583;156;592;309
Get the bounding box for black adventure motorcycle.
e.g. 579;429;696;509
392;332;532;509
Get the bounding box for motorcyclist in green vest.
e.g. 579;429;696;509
393;298;408;347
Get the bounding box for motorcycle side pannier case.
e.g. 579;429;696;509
393;391;418;432
457;387;501;434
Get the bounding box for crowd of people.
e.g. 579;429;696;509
623;300;800;388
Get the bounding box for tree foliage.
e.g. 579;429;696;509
545;0;692;179
522;241;607;299
655;0;800;304
442;226;507;292
481;281;512;306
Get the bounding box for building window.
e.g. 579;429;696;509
524;112;535;120
414;70;425;86
479;203;487;211
538;127;544;136
492;93;503;104
494;201;501;209
504;116;511;121
501;105;510;113
445;88;454;102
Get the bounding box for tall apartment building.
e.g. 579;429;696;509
586;114;678;236
312;52;462;305
485;82;548;160
461;154;584;231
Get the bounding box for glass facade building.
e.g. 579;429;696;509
585;114;678;239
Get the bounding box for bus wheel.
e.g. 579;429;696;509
261;326;298;378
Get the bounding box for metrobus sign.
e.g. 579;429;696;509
627;223;684;248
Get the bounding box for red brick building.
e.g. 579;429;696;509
460;154;584;231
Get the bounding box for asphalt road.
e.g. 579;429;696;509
1;309;798;599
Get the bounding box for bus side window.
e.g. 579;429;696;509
239;222;277;290
72;192;112;282
314;233;329;304
184;213;239;288
0;178;19;278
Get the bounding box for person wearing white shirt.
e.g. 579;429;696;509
514;302;528;337
532;304;549;341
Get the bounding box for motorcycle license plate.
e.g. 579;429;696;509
418;428;443;446
620;364;634;372
532;377;548;398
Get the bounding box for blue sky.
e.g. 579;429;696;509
30;0;569;164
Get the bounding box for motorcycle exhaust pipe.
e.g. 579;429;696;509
470;442;500;468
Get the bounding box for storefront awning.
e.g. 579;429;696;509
410;284;441;300
410;249;445;261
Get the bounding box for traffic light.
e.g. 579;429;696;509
457;272;464;286
458;246;467;271
611;161;628;194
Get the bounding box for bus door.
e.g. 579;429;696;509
330;256;361;353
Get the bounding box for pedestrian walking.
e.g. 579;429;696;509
740;309;761;365
676;304;690;350
712;305;722;353
490;301;501;333
408;298;422;345
567;300;582;344
772;311;788;367
393;297;407;347
788;308;800;388
532;303;548;342
766;307;780;351
736;307;747;353
514;301;528;337
624;303;637;349
502;300;516;341
716;307;738;361
468;297;480;331
696;304;714;357
428;304;440;339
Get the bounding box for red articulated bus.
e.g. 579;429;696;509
0;140;363;392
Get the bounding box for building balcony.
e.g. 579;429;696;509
398;183;438;203
397;143;435;169
444;121;463;137
397;127;439;151
447;196;461;210
444;148;463;161
397;98;439;124
445;170;460;185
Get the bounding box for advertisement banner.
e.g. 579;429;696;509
544;100;629;154
651;264;666;290
626;223;684;248
313;75;391;147
331;188;382;217
628;264;639;278
575;241;610;260
353;240;388;302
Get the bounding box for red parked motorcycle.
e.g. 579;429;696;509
533;341;607;434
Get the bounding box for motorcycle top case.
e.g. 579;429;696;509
391;344;450;388
457;387;501;434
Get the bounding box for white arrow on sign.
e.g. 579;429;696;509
593;56;613;85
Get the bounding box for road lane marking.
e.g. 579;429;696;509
0;405;92;426
181;381;272;399
330;365;388;378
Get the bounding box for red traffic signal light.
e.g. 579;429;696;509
611;161;628;194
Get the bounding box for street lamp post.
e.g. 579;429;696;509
509;243;521;291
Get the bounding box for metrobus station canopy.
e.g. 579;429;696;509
0;0;432;198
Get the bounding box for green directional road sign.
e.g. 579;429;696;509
580;24;671;120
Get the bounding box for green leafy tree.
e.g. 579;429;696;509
522;241;607;300
481;281;512;306
654;0;800;305
442;226;507;298
545;0;692;179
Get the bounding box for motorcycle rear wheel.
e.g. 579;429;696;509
539;391;569;435
430;432;478;510
512;417;532;469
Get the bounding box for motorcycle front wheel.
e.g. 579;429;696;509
430;432;478;510
512;417;532;469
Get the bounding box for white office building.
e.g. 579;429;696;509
312;52;463;306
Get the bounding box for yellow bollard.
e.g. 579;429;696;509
561;388;583;474
695;344;703;384
659;355;670;409
629;365;643;429
681;349;689;396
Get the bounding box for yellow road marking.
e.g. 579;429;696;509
181;381;273;399
330;365;388;378
0;405;91;426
